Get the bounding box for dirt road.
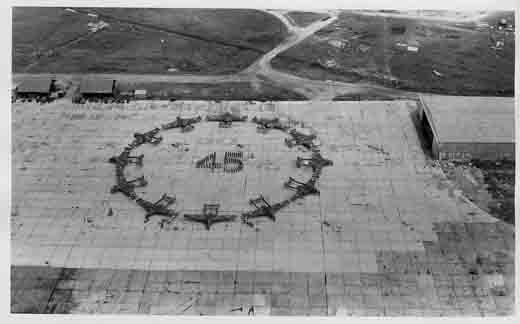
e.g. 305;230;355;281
242;10;337;75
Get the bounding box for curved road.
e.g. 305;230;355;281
246;9;414;100
242;10;337;75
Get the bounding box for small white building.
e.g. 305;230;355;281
134;89;147;99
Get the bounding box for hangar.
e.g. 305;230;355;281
419;95;515;161
15;77;55;98
79;78;117;99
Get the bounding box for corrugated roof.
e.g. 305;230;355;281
17;78;53;93
421;95;515;144
80;78;115;94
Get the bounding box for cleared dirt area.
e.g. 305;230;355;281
12;7;288;74
332;91;397;101
285;11;330;27
116;80;306;101
271;11;514;96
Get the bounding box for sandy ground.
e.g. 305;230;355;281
11;100;514;315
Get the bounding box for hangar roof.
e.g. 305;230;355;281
420;95;515;144
80;78;115;94
16;77;54;93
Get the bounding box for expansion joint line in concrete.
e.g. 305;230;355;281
42;267;67;313
318;192;329;314
108;112;333;230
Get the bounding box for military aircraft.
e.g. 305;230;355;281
251;116;290;132
285;129;317;149
206;112;247;127
284;177;320;199
132;128;162;146
137;194;177;223
184;204;237;230
108;149;144;167
295;152;333;172
161;115;202;131
110;175;147;199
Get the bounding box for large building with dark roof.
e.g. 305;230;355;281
419;95;515;161
79;78;116;98
15;77;55;97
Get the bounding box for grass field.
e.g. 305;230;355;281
285;11;330;27
12;7;288;74
272;11;514;96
